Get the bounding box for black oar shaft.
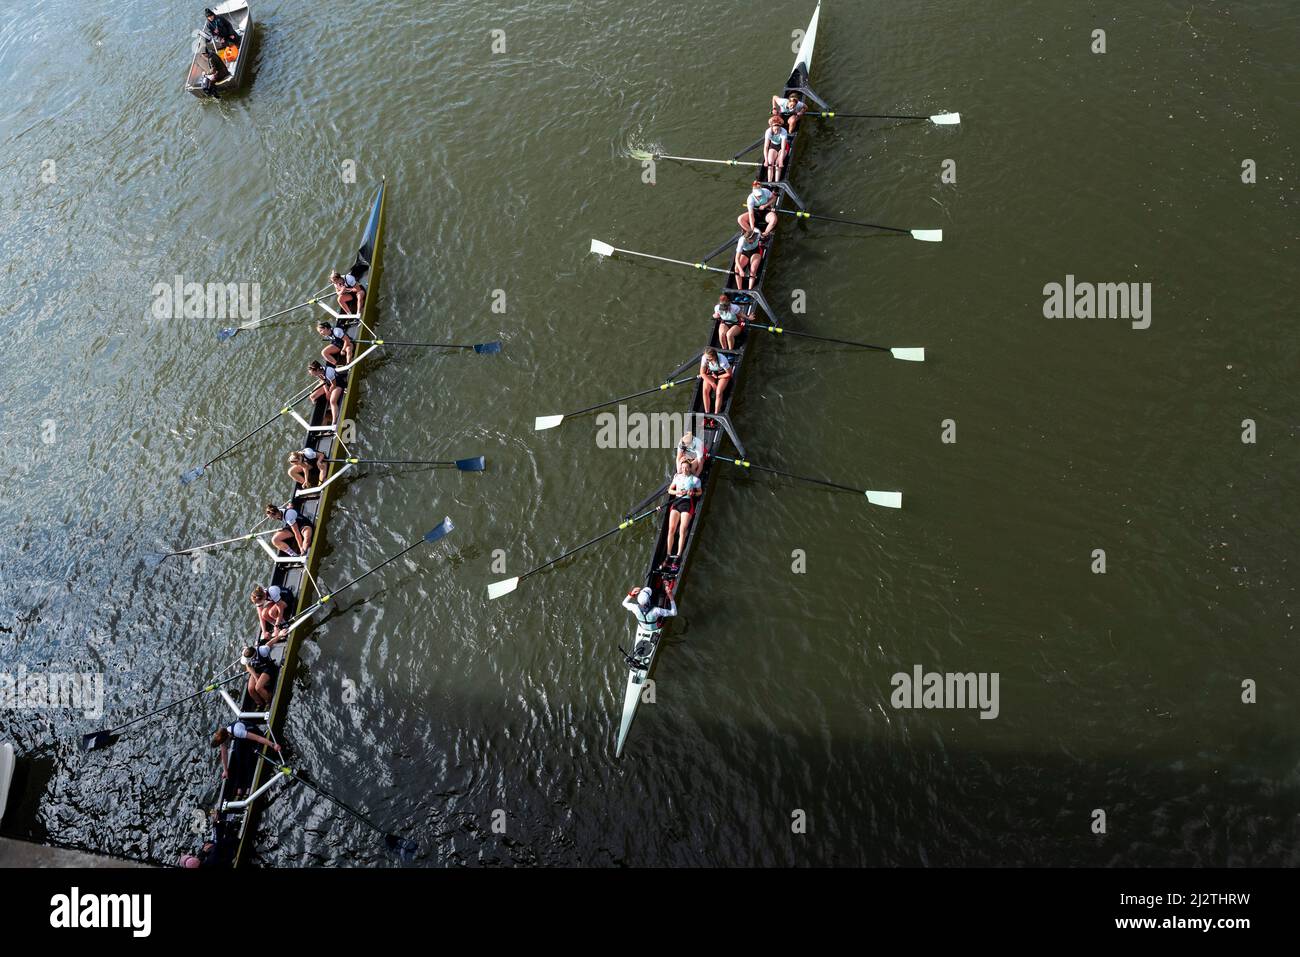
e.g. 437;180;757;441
85;672;243;743
811;112;930;119
777;208;909;234
728;318;889;352
716;456;861;494
255;753;400;843
518;505;664;583
200;385;314;469
563;376;695;419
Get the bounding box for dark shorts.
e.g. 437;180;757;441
672;498;693;514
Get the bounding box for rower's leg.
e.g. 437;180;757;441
675;513;692;554
271;529;292;554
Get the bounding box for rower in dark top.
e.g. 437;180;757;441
211;720;279;785
329;270;365;318
240;644;278;709
317;320;355;368
266;503;313;557
772;90;807;134
287;446;328;489
307;359;346;427
202;7;240;48
714;293;746;350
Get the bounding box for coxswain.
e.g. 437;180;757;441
737;180;778;236
714;293;746;350
329;270;365;317
240;644;278;709
287;447;328;489
307;359;346;427
675;430;705;477
771;90;807;134
266;503;313;557
698;347;733;416
763;114;792;182
622;583;677;662
732;226;765;290
661;462;702;567
202;7;240;49
250;584;286;640
317;320;354;367
211;721;279;783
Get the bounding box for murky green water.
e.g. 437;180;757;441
0;0;1295;866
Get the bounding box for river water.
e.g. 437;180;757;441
0;0;1295;866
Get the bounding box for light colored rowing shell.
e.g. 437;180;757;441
614;2;822;758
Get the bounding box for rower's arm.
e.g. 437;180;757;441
658;598;678;619
621;597;639;614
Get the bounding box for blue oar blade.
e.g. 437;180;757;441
384;833;420;860
455;456;486;472
216;327;238;342
180;465;205;485
473;341;503;355
423;517;455;543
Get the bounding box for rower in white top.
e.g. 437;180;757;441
738;180;779;237
622;585;677;656
763;114;792;182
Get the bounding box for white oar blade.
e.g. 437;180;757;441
590;239;615;258
930;112;961;125
866;490;903;509
487;577;521;600
911;229;943;242
890;347;925;362
534;414;565;431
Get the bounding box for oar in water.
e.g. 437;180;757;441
808;111;961;125
217;284;336;341
711;317;924;361
733;134;765;159
629;148;761;169
590;239;731;275
534;376;695;432
713;455;902;509
180;383;315;485
277;518;455;635
81;671;244;752
355;338;502;355
326;455;486;471
488;504;667;600
145;527;276;566
776;209;942;242
254;753;419;859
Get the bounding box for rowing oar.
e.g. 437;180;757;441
713;317;924;361
277;518;455;634
629;148;760;168
217;284;335;341
180;384;315;485
809;111;961;125
254;752;419;858
734;134;765;159
777;209;942;242
590;239;731;274
713;456;902;509
355;338;502;355
145;527;276;566
534;376;695;431
487;505;667;600
81;671;244;752
326;455;486;471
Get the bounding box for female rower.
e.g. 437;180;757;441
661;463;703;569
771;91;807;134
763;114;792;182
250;584;286;641
699;347;733;415
329;270;365;317
212;720;279;783
675;430;705;477
287;447;328;489
240;644;278;709
317;320;355;367
733;227;765;290
266;503;313;557
714;293;746;350
738;180;778;235
307;360;345;427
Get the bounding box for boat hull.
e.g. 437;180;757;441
185;2;253;98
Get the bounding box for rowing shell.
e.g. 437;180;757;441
615;3;822;757
212;182;387;867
